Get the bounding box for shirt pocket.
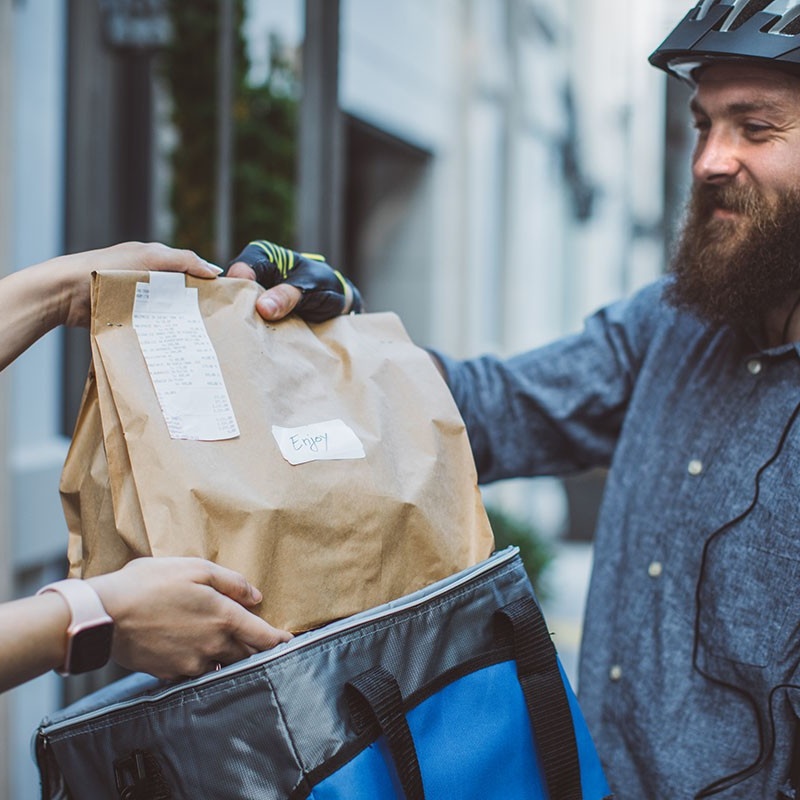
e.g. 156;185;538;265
697;504;800;668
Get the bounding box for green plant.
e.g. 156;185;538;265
161;3;298;257
234;39;298;247
486;505;554;599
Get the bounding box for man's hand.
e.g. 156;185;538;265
89;557;292;680
225;240;363;322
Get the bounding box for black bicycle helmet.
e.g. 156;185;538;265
650;0;800;84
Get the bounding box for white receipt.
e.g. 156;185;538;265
132;272;239;441
272;420;365;466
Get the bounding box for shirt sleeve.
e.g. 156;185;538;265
434;280;668;484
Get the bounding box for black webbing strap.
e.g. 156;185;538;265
787;720;800;799
496;596;583;800
345;665;425;800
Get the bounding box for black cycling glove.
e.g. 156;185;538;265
225;240;363;323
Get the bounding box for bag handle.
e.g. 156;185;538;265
345;665;425;800
496;595;584;800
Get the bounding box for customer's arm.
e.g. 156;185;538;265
0;557;291;693
0;242;221;371
0;591;74;692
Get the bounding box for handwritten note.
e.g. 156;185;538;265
132;272;239;441
272;420;365;465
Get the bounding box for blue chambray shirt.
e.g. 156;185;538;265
438;279;800;799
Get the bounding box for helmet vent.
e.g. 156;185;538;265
780;15;800;34
724;0;777;30
771;2;800;34
695;0;723;21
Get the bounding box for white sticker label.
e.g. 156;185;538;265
132;273;240;441
272;419;366;465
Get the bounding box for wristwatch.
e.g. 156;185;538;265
37;579;114;676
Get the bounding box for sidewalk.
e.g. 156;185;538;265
540;541;594;688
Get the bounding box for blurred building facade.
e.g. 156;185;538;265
1;0;692;795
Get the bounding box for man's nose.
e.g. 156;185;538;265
692;129;740;184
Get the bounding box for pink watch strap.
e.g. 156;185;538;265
36;579;113;630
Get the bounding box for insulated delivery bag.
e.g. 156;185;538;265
36;549;613;800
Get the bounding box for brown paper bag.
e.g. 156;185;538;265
61;270;494;632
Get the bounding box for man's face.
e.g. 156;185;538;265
667;63;800;332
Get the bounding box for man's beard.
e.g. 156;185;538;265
666;182;800;333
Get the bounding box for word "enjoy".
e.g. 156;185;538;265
290;432;329;453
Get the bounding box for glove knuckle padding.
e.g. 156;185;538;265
246;244;283;286
296;292;346;323
285;259;340;293
286;259;346;322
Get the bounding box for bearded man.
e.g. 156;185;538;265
430;3;800;798
232;1;800;796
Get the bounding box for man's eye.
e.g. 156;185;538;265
743;123;772;136
692;119;710;133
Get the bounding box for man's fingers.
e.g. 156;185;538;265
225;261;257;280
226;261;303;320
255;284;303;321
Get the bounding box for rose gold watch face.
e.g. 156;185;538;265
64;622;114;675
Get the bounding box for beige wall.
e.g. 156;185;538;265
0;0;13;794
0;10;11;260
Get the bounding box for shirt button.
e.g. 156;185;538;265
648;561;663;578
688;459;703;476
609;665;623;682
746;359;762;376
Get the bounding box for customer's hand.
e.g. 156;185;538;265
0;242;223;372
225;239;363;322
89;557;292;680
60;241;222;329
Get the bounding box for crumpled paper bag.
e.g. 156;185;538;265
61;270;494;632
